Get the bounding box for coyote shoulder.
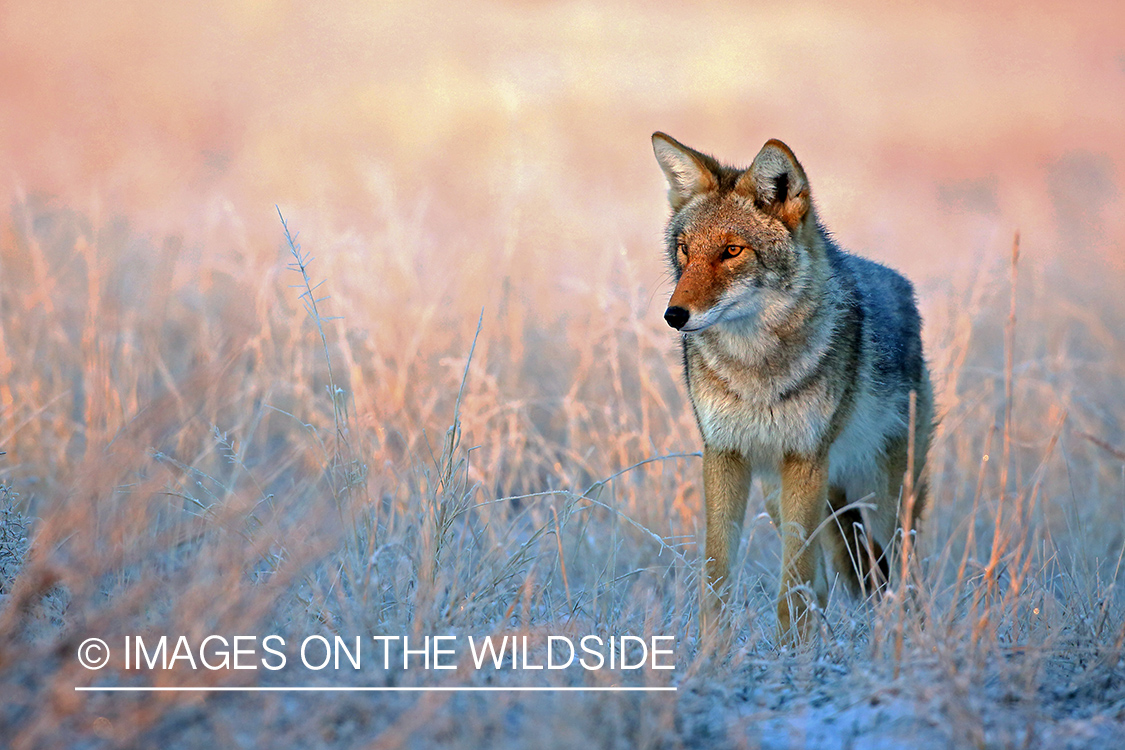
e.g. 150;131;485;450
652;132;934;640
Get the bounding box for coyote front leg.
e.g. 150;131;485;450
701;446;752;636
777;452;829;642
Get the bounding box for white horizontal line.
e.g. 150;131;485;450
76;686;677;693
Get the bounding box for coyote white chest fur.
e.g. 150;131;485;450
652;132;934;640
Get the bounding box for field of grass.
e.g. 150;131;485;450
2;1;1125;747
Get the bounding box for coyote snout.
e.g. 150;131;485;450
663;305;689;330
652;132;934;643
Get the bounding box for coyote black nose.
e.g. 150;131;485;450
664;306;689;330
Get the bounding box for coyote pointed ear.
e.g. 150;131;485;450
736;139;811;230
652;132;718;211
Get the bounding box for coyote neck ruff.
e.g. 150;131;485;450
688;244;860;464
652;132;934;642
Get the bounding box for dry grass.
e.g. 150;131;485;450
2;1;1125;748
1;189;1123;748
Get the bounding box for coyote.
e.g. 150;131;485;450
652;133;933;641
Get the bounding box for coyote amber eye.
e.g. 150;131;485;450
722;245;743;259
676;243;687;257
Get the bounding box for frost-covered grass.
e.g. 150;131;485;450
1;196;1123;748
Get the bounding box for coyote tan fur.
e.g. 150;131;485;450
652;132;934;641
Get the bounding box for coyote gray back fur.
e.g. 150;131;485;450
652;132;934;640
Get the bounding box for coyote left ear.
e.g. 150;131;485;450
736;140;811;230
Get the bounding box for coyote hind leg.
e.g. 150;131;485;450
824;485;889;600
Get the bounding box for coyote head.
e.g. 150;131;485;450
652;133;821;333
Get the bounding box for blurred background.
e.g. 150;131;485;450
3;0;1122;282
